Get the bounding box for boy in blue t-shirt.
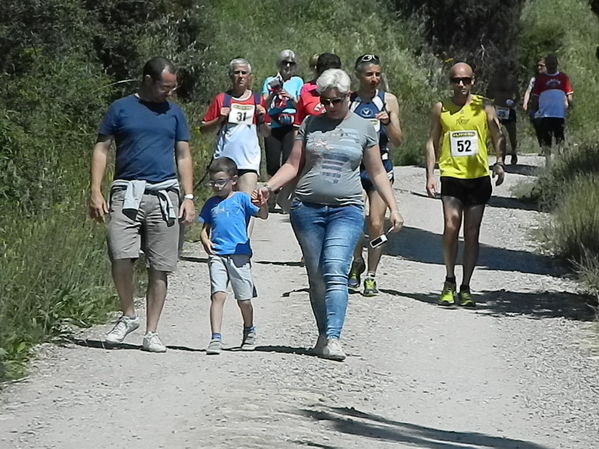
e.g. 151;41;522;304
198;157;268;354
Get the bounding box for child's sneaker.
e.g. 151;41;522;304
206;339;222;355
142;332;166;353
105;315;140;343
241;330;256;351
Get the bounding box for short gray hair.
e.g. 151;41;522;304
316;69;351;95
277;49;296;66
229;58;252;74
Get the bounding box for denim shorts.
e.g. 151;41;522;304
208;254;256;300
107;189;180;272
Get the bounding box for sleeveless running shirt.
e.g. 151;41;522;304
350;90;390;161
439;94;490;179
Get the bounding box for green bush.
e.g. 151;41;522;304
540;174;599;299
535;139;599;210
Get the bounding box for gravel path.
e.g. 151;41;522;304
1;156;598;449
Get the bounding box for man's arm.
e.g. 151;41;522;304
425;102;442;197
89;135;113;222
485;103;505;186
381;92;402;148
175;141;196;224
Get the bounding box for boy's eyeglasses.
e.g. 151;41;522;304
320;96;346;106
450;77;473;85
206;179;231;187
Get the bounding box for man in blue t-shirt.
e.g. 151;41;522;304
89;57;195;353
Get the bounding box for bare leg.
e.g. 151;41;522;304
462;204;486;286
441;196;463;279
237;172;258;235
366;189;389;275
146;268;168;333
210;292;226;335
236;172;258;194
111;259;136;317
237;300;254;328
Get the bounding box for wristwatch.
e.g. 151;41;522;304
183;193;194;200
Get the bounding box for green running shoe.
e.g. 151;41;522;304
348;259;365;291
458;289;476;308
363;277;379;296
438;282;456;306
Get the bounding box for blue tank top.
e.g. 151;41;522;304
350;90;389;159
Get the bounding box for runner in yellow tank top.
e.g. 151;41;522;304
425;62;505;308
438;94;490;179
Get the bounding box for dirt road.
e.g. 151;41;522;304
1;157;598;449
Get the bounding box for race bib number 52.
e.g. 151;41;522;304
449;130;478;157
228;103;255;125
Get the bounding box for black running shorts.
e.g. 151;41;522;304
441;176;492;207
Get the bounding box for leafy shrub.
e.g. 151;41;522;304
535;139;599;210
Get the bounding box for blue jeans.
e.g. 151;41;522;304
290;200;364;339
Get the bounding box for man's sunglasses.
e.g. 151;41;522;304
232;70;248;75
320;97;346;106
359;54;380;64
450;77;473;85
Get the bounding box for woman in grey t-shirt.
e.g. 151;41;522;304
256;69;403;361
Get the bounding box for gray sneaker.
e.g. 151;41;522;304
321;338;346;361
142;332;166;353
206;339;222;355
105;315;140;343
241;331;256;351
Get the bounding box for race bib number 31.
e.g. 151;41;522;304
228;103;255;125
449;130;478;157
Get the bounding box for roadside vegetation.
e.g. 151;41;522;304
1;0;597;381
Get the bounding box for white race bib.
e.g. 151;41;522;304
369;118;381;132
228;103;255;125
449;130;478;157
495;106;510;120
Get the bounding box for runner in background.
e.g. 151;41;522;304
487;61;519;165
294;53;342;126
347;54;402;296
200;58;269;194
261;50;303;211
522;58;546;149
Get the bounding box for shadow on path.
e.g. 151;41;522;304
407;191;538;212
70;338;204;352
400;289;596;321
385;226;569;277
254;345;313;356
300;406;550;449
503;163;540;176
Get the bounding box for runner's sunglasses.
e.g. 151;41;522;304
450;77;473;85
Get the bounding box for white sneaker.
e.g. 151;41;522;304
105;315;140;343
142;332;167;353
311;334;327;356
206;339;222;355
321;338;346;361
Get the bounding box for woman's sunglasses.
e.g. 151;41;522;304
320;97;346;106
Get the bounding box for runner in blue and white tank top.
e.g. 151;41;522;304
347;54;402;296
